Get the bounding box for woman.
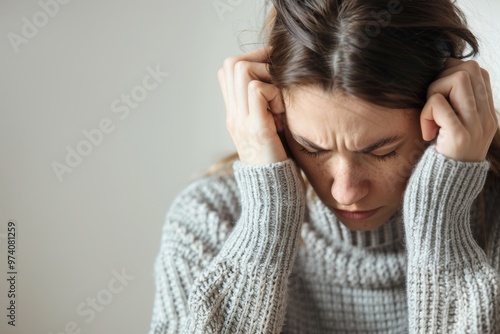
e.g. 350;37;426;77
149;0;500;332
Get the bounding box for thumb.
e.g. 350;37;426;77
420;93;461;142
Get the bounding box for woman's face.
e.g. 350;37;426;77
282;86;428;231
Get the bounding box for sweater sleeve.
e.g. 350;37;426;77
403;144;500;333
148;158;306;334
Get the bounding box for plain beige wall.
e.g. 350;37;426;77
0;0;498;333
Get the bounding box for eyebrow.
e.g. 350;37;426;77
290;133;405;153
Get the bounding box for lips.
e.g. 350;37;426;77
332;207;381;220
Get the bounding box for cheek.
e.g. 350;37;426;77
291;158;330;190
295;159;322;181
373;159;413;194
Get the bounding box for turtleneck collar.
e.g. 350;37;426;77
303;185;405;249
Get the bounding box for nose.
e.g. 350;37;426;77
330;160;369;207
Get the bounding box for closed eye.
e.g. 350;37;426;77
371;151;399;162
299;147;324;158
299;146;399;162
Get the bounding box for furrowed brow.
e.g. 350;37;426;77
356;135;405;153
290;133;404;153
291;134;329;151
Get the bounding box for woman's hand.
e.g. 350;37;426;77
420;58;498;162
217;46;288;165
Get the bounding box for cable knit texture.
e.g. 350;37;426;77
149;144;500;333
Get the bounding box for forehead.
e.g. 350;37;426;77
283;87;413;133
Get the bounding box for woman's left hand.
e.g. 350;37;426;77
420;58;498;162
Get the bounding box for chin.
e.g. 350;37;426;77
339;219;388;231
336;211;395;231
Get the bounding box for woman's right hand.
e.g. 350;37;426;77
217;46;288;165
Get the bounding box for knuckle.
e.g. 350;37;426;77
463;60;483;79
248;80;263;93
464;59;481;72
427;92;443;104
234;60;250;74
480;68;491;82
454;70;471;84
223;56;239;69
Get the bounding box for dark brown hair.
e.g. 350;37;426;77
206;0;500;249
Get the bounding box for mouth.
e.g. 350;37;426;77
331;207;381;221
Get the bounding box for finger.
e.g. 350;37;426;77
234;61;274;117
438;57;477;76
436;59;490;127
461;62;490;128
420;93;466;142
248;80;285;115
222;47;273;119
247;80;286;146
426;70;479;129
481;68;498;126
217;68;228;110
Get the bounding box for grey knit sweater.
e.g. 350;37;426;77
149;143;500;333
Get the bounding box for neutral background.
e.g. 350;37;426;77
0;1;499;333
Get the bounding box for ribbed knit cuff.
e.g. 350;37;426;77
217;158;306;273
403;144;490;269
